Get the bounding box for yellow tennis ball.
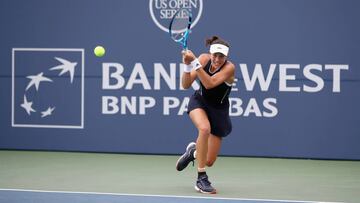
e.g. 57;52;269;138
94;46;105;57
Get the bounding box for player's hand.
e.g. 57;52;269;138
182;50;196;65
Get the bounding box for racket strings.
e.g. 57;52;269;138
169;9;191;41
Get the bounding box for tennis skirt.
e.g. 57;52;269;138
187;91;232;138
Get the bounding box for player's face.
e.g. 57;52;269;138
210;53;227;68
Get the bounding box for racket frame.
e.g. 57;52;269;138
168;8;192;50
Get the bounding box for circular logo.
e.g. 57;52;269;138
20;57;78;119
149;0;203;32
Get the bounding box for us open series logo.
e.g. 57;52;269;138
11;48;85;129
149;0;203;32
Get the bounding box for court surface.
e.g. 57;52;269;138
0;150;359;202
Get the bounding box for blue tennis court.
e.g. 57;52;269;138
0;189;344;203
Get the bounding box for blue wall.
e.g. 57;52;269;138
1;0;359;160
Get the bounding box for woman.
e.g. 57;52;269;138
176;36;235;194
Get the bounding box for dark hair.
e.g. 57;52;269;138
205;36;230;47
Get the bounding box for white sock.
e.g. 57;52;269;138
193;150;196;158
198;167;206;172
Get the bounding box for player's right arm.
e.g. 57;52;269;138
182;68;198;89
181;51;209;89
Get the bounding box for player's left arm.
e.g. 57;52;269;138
196;61;235;89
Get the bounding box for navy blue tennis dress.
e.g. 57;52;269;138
187;60;232;137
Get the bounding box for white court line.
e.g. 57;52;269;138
0;188;344;203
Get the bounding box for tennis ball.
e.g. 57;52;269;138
94;46;105;57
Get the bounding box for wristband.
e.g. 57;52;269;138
183;64;192;73
191;58;202;71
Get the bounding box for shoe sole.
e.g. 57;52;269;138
175;142;196;171
194;185;217;194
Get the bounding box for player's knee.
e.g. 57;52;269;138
197;124;211;136
206;159;216;167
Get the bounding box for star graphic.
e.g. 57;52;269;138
26;72;53;91
20;95;36;115
41;106;55;118
50;57;77;83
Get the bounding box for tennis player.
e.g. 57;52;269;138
176;36;235;194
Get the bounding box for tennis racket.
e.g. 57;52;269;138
168;8;192;50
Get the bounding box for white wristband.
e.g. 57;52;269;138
183;64;192;73
191;58;202;71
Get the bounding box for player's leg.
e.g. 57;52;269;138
176;108;209;171
189;108;211;171
189;108;216;194
206;134;222;167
